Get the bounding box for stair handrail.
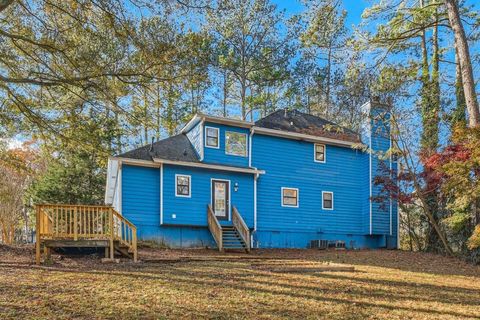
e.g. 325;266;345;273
232;206;250;252
35;204;137;263
207;204;223;251
111;209;138;262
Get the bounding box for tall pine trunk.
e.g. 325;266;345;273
419;2;443;253
452;47;467;126
445;0;480;127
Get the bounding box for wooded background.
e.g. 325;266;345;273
1;0;479;263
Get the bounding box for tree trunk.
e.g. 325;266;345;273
325;43;332;117
452;46;467;126
240;80;246;120
445;0;480;127
143;89;149;144
391;115;455;256
0;0;14;13
222;70;228;117
156;84;161;141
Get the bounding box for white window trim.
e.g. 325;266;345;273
175;174;191;198
322;191;334;210
225;131;248;157
205;126;220;149
314;143;326;163
281;187;299;208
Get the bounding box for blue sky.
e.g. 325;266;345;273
273;0;370;27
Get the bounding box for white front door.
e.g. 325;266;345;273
211;180;229;220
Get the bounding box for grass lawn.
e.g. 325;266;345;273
0;245;479;319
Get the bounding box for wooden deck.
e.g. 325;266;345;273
35;204;137;264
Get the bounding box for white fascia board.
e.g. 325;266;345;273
152;157;265;175
105;158;119;205
252;126;363;148
109;156;265;175
181;113;254;134
180;114;203;134
202;114;254;128
109;156;161;168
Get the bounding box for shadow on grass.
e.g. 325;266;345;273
246;249;480;277
1;262;478;319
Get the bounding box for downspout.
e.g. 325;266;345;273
397;161;400;249
160;163;164;225
250;127;257;247
389;133;393;236
369;121;373;235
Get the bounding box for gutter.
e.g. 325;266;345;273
152;158;265;175
252;126;363;148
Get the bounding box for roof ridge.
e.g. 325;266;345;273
255;108;361;143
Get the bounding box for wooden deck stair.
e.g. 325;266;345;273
207;204;251;252
222;226;248;250
35;204;138;264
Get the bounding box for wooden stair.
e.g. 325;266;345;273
207;204;251;253
222;226;247;251
114;241;135;259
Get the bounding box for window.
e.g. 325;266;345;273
314;144;326;163
175;174;191;197
322;191;333;210
225;131;247;156
282;188;299;207
205;127;219;148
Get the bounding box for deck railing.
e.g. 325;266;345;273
36;204;137;263
232;206;250;252
207;204;223;251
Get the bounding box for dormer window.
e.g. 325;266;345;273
205;126;219;148
314;144;326;163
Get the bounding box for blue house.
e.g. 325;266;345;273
104;100;398;250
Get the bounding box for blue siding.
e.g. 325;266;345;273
370;108;392;235
253;134;368;238
162;165;254;227
202;122;250;167
121;108;398;249
362;148;371;235
255;231;387;249
121;163;254;248
122;165;160;231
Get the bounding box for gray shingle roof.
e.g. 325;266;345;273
255;109;361;143
118;109;361;162
117;134;199;162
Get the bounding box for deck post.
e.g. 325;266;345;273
73;206;78;241
132;228;137;262
35;206;41;265
44;246;51;261
109;207;114;260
